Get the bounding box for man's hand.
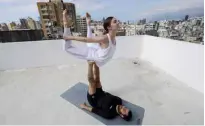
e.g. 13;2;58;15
80;102;93;112
80;102;87;109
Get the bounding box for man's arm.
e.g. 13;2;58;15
80;103;111;119
82;104;93;112
63;35;108;43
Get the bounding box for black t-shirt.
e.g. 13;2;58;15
91;92;122;119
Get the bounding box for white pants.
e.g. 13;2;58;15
63;26;98;61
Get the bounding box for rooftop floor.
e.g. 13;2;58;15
0;57;203;125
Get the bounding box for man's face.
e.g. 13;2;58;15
119;105;129;116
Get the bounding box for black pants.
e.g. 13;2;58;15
87;88;105;108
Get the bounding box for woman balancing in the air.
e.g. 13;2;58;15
63;9;118;67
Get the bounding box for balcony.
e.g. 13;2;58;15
42;12;49;15
0;35;203;125
41;7;47;11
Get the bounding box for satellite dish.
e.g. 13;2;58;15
48;22;52;26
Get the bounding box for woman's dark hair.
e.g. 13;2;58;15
103;16;114;35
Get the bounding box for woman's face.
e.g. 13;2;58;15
109;17;119;31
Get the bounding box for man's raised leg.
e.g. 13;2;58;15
87;62;96;95
93;63;102;89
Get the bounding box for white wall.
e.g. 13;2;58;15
113;35;143;59
141;35;204;93
0;36;203;93
0;37;144;70
113;35;204;93
0;40;84;70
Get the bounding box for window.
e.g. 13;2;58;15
43;15;49;19
41;5;46;9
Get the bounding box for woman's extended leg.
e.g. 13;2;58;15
63;9;90;60
86;12;94;62
86;12;99;49
86;12;93;38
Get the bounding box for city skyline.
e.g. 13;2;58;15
0;0;204;23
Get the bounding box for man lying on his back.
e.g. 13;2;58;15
80;62;132;121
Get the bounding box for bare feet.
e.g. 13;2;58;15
87;61;95;65
63;9;73;28
86;12;91;26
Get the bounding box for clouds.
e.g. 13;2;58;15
0;0;203;23
65;0;107;12
0;0;15;3
139;0;204;18
0;0;39;23
0;0;107;23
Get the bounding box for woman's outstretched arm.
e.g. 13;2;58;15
63;35;108;43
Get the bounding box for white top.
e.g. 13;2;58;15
88;34;116;67
64;27;116;67
87;43;99;49
86;33;100;49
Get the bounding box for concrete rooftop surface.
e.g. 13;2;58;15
0;36;204;125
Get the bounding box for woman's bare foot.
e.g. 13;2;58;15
63;9;73;28
86;12;91;26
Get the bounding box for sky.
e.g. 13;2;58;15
0;0;204;23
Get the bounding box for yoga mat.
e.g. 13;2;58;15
61;82;145;125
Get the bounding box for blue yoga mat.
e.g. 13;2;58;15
61;82;145;125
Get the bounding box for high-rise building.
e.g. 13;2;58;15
185;15;189;21
76;15;81;32
27;17;37;30
20;19;29;29
76;15;87;36
37;0;77;38
35;21;42;30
